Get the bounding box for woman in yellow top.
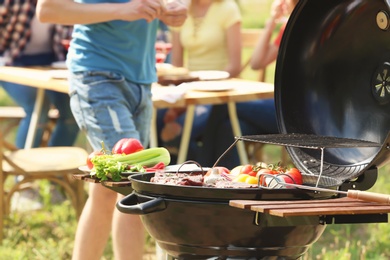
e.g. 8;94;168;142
157;0;242;162
198;0;299;169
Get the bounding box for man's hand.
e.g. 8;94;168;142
121;0;166;23
159;0;188;27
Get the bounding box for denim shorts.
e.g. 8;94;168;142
68;71;153;151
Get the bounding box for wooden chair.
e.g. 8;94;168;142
0;129;88;242
240;29;290;165
240;28;267;82
0;106;59;148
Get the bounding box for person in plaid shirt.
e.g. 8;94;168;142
0;0;79;148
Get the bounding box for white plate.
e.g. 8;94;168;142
189;70;230;81
51;61;67;69
155;63;174;70
78;165;91;173
183;81;235;92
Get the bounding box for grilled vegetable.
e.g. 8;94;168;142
91;147;171;181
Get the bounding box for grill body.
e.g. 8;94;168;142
115;0;390;258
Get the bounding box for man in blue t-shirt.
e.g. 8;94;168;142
36;0;188;259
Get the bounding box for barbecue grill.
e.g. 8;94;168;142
108;0;390;259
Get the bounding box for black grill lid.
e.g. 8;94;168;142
273;0;390;183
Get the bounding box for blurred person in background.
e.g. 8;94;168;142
156;20;173;63
36;0;188;259
156;0;242;162
250;0;298;70
197;0;298;169
0;1;79;149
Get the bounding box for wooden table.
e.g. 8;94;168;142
0;67;69;149
0;66;274;164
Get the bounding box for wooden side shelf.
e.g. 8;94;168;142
73;173;133;196
73;173;100;183
73;174;132;186
229;197;390;217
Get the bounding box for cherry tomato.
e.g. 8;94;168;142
112;138;144;155
256;168;278;176
240;164;257;177
285;167;303;184
86;150;103;169
277;174;294;183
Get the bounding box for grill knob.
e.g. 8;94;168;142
376;11;389;30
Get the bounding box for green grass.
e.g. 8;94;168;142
305;166;390;260
1;0;390;258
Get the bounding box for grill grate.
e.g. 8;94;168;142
235;134;381;149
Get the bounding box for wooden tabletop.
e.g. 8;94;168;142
0;66;274;164
0;66;69;93
152;79;274;108
0;66;274;108
229;197;390;217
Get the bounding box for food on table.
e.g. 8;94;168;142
156;52;167;63
61;39;70;50
156;65;189;77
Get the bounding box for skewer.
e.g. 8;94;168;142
272;180;390;205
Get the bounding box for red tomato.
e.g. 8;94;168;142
257;168;278;176
240;164;257;177
285;167;303;184
277;174;294;184
112;138;144;155
86;150;103;169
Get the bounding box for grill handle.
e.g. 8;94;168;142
116;192;166;215
347;190;390;205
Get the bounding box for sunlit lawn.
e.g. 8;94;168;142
1;0;390;259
